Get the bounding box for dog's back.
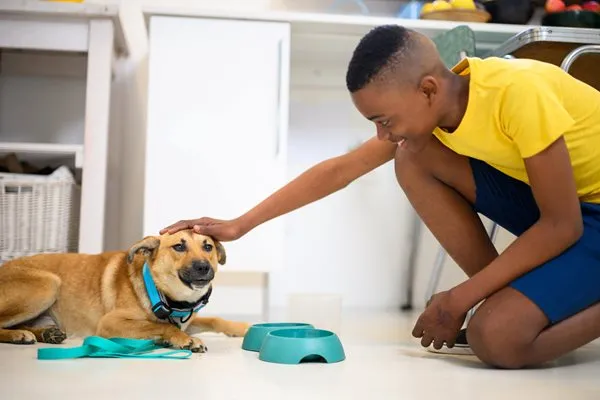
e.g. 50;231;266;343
3;251;123;272
1;251;133;336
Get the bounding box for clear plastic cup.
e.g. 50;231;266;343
287;293;343;334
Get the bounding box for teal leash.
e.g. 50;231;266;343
37;336;192;360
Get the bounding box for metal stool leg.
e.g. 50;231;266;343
488;220;499;243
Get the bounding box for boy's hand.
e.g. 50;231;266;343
160;217;246;241
412;290;468;350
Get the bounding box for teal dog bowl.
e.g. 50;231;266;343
258;328;346;365
242;323;313;352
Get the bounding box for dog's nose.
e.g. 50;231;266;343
178;261;214;288
191;260;211;276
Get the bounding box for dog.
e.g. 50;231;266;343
0;230;249;352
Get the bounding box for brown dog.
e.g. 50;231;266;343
0;230;249;352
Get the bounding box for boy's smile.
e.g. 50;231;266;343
350;79;443;153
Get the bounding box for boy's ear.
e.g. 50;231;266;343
127;237;161;264
215;240;226;265
420;75;438;99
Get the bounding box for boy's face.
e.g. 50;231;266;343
351;80;440;153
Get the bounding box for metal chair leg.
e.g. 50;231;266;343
488;220;499;243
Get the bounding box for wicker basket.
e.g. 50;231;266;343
421;9;491;22
0;166;80;262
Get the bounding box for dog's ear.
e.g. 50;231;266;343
127;236;161;264
215;240;226;265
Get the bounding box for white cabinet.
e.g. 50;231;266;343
144;16;290;272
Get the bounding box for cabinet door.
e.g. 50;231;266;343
144;16;290;272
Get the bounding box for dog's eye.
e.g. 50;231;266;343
172;243;187;252
203;243;213;252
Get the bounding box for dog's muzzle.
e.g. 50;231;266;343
178;260;214;289
142;263;211;324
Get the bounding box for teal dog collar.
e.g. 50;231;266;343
142;262;211;324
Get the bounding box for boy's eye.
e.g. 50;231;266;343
380;120;390;127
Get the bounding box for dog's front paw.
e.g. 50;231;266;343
188;337;208;353
40;327;67;344
164;331;207;353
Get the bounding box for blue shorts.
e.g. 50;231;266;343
470;158;600;324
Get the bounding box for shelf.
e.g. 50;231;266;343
143;6;536;52
0;142;83;168
0;0;118;18
0;0;129;55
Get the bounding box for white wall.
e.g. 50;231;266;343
0;75;86;146
269;87;410;309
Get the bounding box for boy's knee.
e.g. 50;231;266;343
467;313;530;369
394;149;431;187
394;136;473;193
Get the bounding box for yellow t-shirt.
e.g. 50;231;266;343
433;57;600;204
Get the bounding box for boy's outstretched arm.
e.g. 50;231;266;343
161;137;397;240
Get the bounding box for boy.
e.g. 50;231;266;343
161;26;600;369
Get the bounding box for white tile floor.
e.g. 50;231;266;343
1;311;599;400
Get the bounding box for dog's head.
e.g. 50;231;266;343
127;230;226;302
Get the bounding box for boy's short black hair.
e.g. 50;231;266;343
346;25;411;93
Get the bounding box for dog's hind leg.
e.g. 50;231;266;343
0;266;63;345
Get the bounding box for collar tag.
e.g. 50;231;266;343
151;303;172;320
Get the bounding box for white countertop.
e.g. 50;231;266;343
143;4;536;51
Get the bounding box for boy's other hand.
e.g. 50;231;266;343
412;290;467;350
160;217;245;242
